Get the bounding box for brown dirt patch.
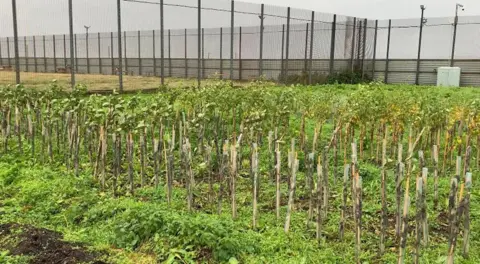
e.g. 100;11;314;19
0;223;107;264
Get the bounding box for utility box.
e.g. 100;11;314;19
437;67;461;87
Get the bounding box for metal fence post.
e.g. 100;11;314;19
259;4;264;78
160;0;165;84
117;0;124;92
75;34;79;73
24;37;28;72
168;29;172;77
185;28;188;78
53;35;57;72
361;19;367;78
356;20;362;68
110;32;114;75
68;0;75;88
239;26;242;80
138;30;142;76
385;19;392;83
43;35;47;72
220;27;223;79
202;28;205;79
198;0;202;87
308;11;315;84
230;0;234;82
371;20;378;79
281;24;285;80
0;38;2;65
416;7;425;85
98;32;102;74
7;37;12;67
153;30;156;77
11;0;20;84
33;36;37;72
350;17;356;72
285;7;290;81
304;23;309;73
124;31;128;74
86;31;90;74
63;34;67;68
329;14;336;76
451;13;458;67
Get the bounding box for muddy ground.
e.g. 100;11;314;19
0;223;107;264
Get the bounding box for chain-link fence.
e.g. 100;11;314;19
1;0;480;90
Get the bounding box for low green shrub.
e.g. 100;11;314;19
278;68;371;85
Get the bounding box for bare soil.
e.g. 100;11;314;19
0;223;107;264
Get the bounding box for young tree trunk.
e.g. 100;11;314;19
183;138;194;212
165;138;172;205
421;167;429;246
442;129;450;178
398;127;414;264
395;143;404;240
73;122;79;176
380;132;387;255
369;122;375;159
463;171;472;258
397;174;411;264
153;138;159;188
339;163;350;240
300;113;306;151
414;172;424;264
218;140;229;215
306;152;315;229
359;124;365;160
112;133;120;197
433;145;439;210
448;157;461;243
448;182;464;264
333;128;338;185
27;105;34;160
275;137;281;220
128;132;135;194
316;155;324;241
230;139;238;219
323;145;329;218
351;142;362;264
284;151;298;233
15;106;22;154
268;130;274;181
140;128;146;187
206;144;213;205
252;143;259;228
462;146;471;258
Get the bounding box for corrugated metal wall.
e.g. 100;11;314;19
3;57;480;86
368;59;480;87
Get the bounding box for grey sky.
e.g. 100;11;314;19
1;0;480;60
1;0;480;37
260;0;480;20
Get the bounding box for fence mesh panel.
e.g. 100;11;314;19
2;0;480;89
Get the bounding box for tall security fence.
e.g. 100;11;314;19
1;0;480;90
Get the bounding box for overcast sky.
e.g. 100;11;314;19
2;0;480;60
258;0;480;19
1;0;480;37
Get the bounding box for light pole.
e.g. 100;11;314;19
451;3;464;66
416;5;427;85
84;25;91;73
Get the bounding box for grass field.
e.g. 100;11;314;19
0;71;251;91
0;83;479;263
